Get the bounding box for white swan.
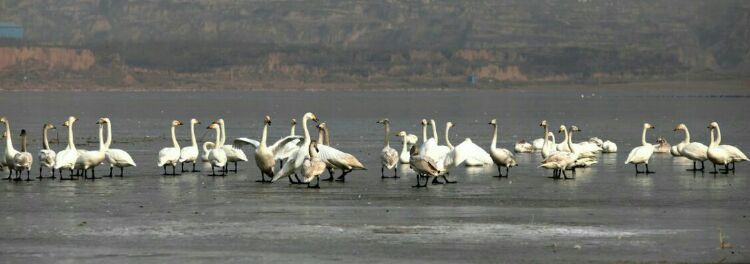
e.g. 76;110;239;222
539;120;556;159
1;117;19;179
157;120;183;175
216;119;248;173
179;118;201;172
446;122;492;166
601;140;618;153
514;140;534;153
272;112;319;183
75;118;109;179
671;123;691;157
624;123;656;174
103;118;137;177
488;119;517;177
206;122;228;176
557;126;599;156
54;116;80;179
377;118;399;178
531;137;546;151
12;129;33;181
38;123;57;178
428;119;451;160
540;125;579;179
233;116;302;182
301;140;328;188
275;119;300;168
707;122;748;173
396;131;417;164
315;123;366;182
567;126;599;168
672;124;708;171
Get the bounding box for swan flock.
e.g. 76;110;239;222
1;115;747;186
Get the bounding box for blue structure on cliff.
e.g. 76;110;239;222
0;22;23;39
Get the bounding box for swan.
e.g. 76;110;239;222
54;116;80;179
203;122;227;176
315;122;366;182
567;126;599;168
12;129;33;181
103;118;137;177
428;119;451;160
408;145;442;188
707;122;748;172
488;119;517;177
557;126;599;156
539;120;556;159
179;118;201;172
201;141;213;162
301;140;328;188
272;112;319;183
275;119;300;168
38;123;57;178
539;125;579;179
1;117;19;179
396;131;417;164
446;122;492;166
514;140;534;153
157;120;183;175
624;123;656;174
217;119;248;173
75;118;109;179
531;137;546;152
671;124;691;157
377;118;399;178
653;137;671;153
601;140;618;153
673;124;708;171
233;115;302;183
416;119;456;184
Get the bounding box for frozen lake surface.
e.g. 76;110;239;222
1;84;749;262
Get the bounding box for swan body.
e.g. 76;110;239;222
313;122;366;181
540;125;580;178
101;118;136;176
653;137;671;153
557;126;600;156
215;119;248;172
444;122;492;166
707;122;748;172
489;119;517;176
1;117;19;174
38;123;56;177
157;120;183;174
75;118;109;176
275;119;301;164
531;137;546;151
301;140;328;188
377;119;399;177
12;129;32;180
179;118;201;170
54;116;80;172
625;123;656;173
206;122;228;175
272;112;319;183
514;140;534;153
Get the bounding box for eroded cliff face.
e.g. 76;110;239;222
0;47;95;71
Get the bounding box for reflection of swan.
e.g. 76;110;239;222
673;124;707;171
179;118;201;172
488;119;517;177
445;122;492;166
38;124;56;178
377;119;399;178
54;116;80;179
12;129;32;181
653;137;671;153
103;118;137;177
707;122;748;173
396;131;417;164
1;117;19;178
625;123;656;174
273;112;319;183
157;120;183;175
301;140;327;188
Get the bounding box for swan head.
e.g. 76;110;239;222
171;120;184;127
96;117;110;125
396;131;407;137
674;123;687;131
644;123;655;129
290;119;297;126
316;122;327;130
446;121;454;128
19;129;26;137
44;123;56;130
304;112;319;123
558;125;567;134
488;119;497;126
539;120;547;127
708;122;719;129
309;140;320;153
376;118;390;125
656;137;667;144
190;118;201;125
420;119;428;126
0;116;6;123
207;123;219;130
570;125;581;132
62;116;78;127
264;116;272;125
215;118;225;125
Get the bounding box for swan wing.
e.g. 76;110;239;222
269;135;304;155
39;149;56;167
456;139;493;165
233;137;260;149
681;143;708;160
625;145;653;164
381;146;399;169
316;144;365;170
107;149;137;166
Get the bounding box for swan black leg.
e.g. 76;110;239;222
192;163;198;172
645;164;655;174
721;164;730;174
5;169;12;180
38;167;43;179
442;175;457;184
335;169;352;182
431;177;443;184
233;162;238;173
50;168;55;178
163;166;168;175
322;168;335;181
308;176;320;189
634;164;644;174
394;168;398;178
119;167;124;177
25;170;32;181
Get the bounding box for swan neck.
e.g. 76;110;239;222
317;127;324;144
214;127;221;147
421;124;427;143
105;121;112;149
491;125;498;149
683;127;691;144
98;124;105;152
20;133;27;152
42;126;50;150
290;123;296;136
302;115;311;145
641;126;648;146
323;126;330;145
4;122;12;150
715;125;722;145
567;129;576;154
430;120;438;143
542;125;548;149
171;125;180;149
384;123;390;147
219;122;226;147
401;135;408;154
261;122;268;146
190;121;197;148
308;144;317;158
445;124;453;149
67;122;75;150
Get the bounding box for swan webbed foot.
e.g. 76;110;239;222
442;175;457;184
